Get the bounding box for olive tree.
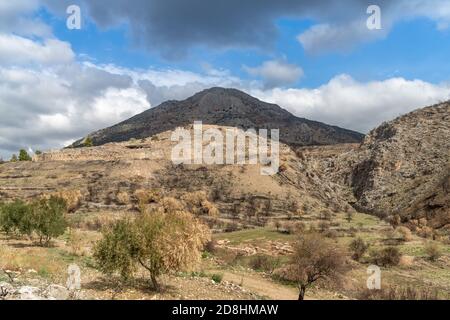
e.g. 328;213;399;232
94;198;210;289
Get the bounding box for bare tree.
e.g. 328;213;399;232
283;233;348;300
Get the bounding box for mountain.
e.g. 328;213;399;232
71;87;363;148
333;102;450;230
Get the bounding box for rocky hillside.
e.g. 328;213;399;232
71;87;363;148
335;102;450;231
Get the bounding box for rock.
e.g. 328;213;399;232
18;286;42;300
45;284;69;300
0;282;14;298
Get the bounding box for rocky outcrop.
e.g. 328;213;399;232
341;102;450;230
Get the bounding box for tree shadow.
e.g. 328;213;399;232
83;276;177;298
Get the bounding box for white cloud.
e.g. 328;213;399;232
297;22;388;54
0;34;75;66
243;60;303;89
297;0;450;54
250;75;450;133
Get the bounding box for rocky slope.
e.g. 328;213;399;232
71;87;363;148
332;102;450;231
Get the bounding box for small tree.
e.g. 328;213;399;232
282;233;348;300
83;137;93;147
10;154;18;162
349;237;369;261
94;202;210;289
31;196;68;245
18;149;32;161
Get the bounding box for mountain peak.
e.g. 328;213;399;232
71;87;364;148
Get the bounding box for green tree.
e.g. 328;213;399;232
0;200;33;236
31;196;68;245
84;137;93;147
18;149;32;161
94;199;210;289
10;154;18;162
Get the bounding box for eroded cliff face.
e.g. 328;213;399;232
339;102;450;230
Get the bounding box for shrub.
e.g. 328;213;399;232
424;242;442;262
358;285;441;300
211;273;223;284
18;149;32;161
94;208;210;289
370;247;401;267
249;255;281;273
10;154;18;162
318;221;330;233
349;237;369;261
396;226;412;242
345;211;354;222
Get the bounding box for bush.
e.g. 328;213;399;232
424;242;442;262
94;208;211;289
349;237;369;261
370;247;401;267
358;285;441;300
211;273;223;284
396;226;412;242
249;255;281;273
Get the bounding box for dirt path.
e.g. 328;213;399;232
210;269;299;300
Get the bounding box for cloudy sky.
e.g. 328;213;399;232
1;0;450;158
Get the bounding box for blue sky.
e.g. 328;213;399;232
1;0;450;158
46;6;450;88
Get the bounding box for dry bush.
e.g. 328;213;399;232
358;285;441;300
370;247;401;267
115;191;131;205
318;221;330;233
67;228;85;256
134;189;161;213
49;190;82;213
417;226;434;239
249;255;281;274
319;210;332;221
182;191;219;216
349;237;369;261
424;242;442;262
324;229;339;239
396;226;412;242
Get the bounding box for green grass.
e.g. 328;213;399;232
213;227;294;245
